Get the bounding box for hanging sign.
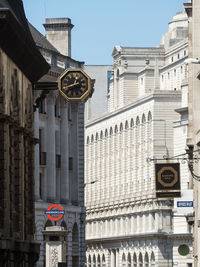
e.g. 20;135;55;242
155;163;181;198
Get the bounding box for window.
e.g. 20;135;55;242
69;157;73;171
107;71;112;93
56;154;61;168
171;57;174;63
174;69;176;76
38;98;46;114
39;129;46;165
39;173;43;199
177;53;180;59
55;97;60;117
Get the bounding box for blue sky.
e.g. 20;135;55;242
23;0;186;65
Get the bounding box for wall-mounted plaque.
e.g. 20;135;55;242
155;163;181;198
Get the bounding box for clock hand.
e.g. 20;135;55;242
63;82;79;90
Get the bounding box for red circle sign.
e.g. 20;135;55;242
45;204;65;221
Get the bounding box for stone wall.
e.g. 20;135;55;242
0;48;40;266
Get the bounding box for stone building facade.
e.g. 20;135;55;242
30;19;88;266
0;0;49;266
184;1;200;266
85;9;193;267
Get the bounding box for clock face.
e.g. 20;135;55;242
59;69;91;101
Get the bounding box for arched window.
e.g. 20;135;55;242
145;252;149;267
122;253;126;267
139;253;143;267
88;255;91;267
120;122;123;132
130;118;134;128
133;253;137;267
150;252;155;267
142;113;146;124
60;220;67;229
127;253;131;267
72;223;79;242
125;120;129;130
148;111;152;121
105;129;108;138
110;127;113;136
136;116;140;126
87;136;90;145
97;254;100;267
114;125;118;134
102;254;106;267
100;131;103;140
95;132;99;141
93;254;96;267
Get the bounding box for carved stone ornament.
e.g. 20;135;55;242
50;246;59;267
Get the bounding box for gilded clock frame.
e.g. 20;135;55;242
58;69;91;101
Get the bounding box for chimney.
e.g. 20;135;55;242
43;18;74;57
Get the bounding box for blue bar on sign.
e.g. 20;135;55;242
177;201;193;207
45;210;65;215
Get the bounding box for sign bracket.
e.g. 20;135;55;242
147;147;200;181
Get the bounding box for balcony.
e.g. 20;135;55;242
40;152;46;166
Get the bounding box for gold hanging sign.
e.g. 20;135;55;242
155;163;181;198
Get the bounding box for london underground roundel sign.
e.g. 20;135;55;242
45;204;65;221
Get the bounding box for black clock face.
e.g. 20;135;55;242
61;70;88;99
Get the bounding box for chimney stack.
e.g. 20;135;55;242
44;18;74;57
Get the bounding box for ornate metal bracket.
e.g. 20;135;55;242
147;147;200;181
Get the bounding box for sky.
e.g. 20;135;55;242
23;0;186;65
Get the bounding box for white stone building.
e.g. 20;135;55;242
84;65;112;121
30;19;88;267
184;1;200;266
85;10;193;267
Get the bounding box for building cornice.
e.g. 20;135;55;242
85;91;181;128
86;232;192;244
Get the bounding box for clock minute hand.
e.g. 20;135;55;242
63;82;79;90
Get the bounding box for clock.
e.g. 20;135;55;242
58;69;91;101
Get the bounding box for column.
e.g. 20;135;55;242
34;109;40;200
111;250;115;267
69;102;78;204
60;98;69;203
46;94;56;201
116;249;119;267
